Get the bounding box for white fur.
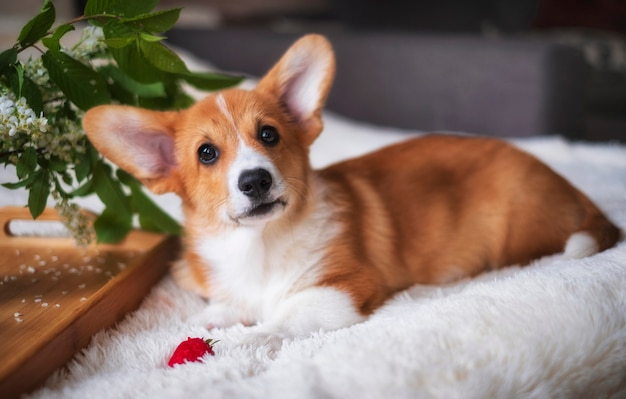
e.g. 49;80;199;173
192;179;348;339
255;287;365;335
563;231;599;259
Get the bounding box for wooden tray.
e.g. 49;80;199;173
0;207;180;398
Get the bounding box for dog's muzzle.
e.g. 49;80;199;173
233;168;286;221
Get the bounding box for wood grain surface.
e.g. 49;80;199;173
0;207;180;398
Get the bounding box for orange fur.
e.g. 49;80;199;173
83;34;620;325
317;135;620;313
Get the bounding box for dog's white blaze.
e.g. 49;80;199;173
216;93;239;134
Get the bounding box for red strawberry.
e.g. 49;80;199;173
167;337;217;367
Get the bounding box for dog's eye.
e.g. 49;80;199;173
198;143;219;165
258;126;279;146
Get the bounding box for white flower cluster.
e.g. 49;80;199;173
0;88;48;138
23;57;51;89
65;26;107;63
53;190;95;247
0;26;109;245
0;28;107;161
37;113;87;163
0;84;86;164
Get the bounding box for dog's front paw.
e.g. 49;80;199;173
188;303;246;330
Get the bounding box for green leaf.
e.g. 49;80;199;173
102;20;137;49
92;161;132;218
16;147;38;179
103;19;136;40
45;157;68;172
0;152;10;164
51;174;70;196
116;168;137;185
60;172;73;186
104;37;135;49
173;92;195;109
127;182;180;235
137;83;194;110
85;0;159;18
106;79;137;106
8;63;25;97
93;207;132;243
70;178;95;197
0;47;18;75
21;76;44;115
42;51;111;110
110;44;163;83
86;141;101;169
41;23;75;53
74;151;92;182
178;71;244;91
28;170;50;219
118;168;180;235
2;172;38;189
139;33;164;43
139;40;188;74
18;0;55;48
125;8;182;33
99;64;166;98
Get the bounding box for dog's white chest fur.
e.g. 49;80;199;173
194;185;342;327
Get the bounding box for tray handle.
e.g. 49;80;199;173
0;206;69;239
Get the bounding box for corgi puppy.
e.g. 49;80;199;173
83;34;621;345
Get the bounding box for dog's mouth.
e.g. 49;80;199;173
248;198;286;217
232;198;287;223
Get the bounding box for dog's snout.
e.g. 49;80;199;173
238;168;273;198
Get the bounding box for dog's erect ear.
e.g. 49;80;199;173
82;105;181;194
256;34;335;143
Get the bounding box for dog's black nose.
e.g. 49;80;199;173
238;168;273;198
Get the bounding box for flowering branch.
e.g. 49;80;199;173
0;0;242;245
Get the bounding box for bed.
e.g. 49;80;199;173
2;30;625;398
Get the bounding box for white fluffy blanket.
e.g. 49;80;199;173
4;112;622;398
1;47;624;397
